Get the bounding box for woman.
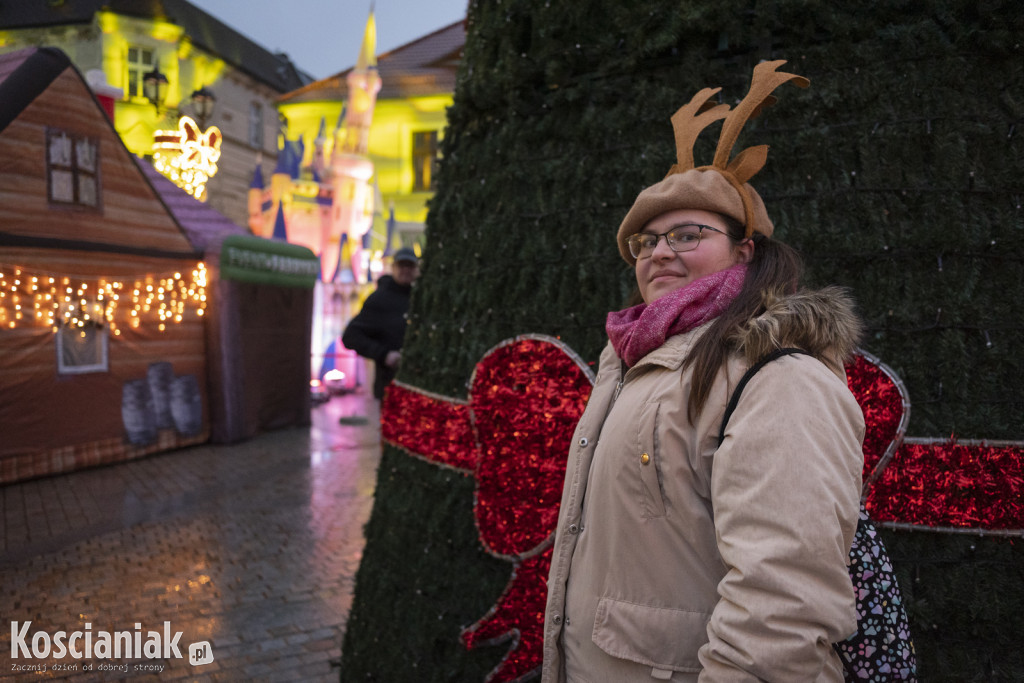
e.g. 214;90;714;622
542;61;865;682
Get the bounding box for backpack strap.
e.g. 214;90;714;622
717;347;809;446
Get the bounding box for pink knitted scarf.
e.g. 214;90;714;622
606;263;747;367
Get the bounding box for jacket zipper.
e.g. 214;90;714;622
612;360;626;402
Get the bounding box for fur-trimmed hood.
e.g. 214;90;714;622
734;286;864;375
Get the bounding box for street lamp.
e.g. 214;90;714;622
143;63;168;114
190;85;216;127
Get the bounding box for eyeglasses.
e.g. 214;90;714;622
626;223;731;259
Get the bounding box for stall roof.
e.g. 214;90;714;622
0;46;70;134
138;161;248;254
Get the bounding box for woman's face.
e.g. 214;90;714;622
634;209;753;304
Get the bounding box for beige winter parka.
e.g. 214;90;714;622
542;288;865;683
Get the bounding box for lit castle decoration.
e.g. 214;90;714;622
248;12;380;278
246;11;383;388
329;9;382;281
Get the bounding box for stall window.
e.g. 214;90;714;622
126;46;154;99
47;129;101;209
412;130;439;192
249;103;264;148
57;322;109;375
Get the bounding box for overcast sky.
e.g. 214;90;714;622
194;0;468;80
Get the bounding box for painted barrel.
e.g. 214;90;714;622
170;374;203;437
121;379;157;446
147;361;175;430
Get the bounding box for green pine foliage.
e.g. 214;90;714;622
341;1;1024;680
340;450;509;681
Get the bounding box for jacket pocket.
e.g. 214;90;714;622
637;401;666;518
592;597;710;672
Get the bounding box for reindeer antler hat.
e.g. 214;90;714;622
616;60;809;264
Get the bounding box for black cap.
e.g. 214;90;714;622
394;246;419;264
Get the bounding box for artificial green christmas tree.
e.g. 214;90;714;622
341;1;1024;680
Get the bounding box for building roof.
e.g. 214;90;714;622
278;19;465;104
138;161;248;254
0;0;312;92
0;46;70;135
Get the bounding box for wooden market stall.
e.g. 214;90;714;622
0;47;210;484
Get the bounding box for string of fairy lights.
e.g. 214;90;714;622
0;262;208;335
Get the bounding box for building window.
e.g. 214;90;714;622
46;128;101;209
57;322;109;375
126;46;154;99
412;130;439;192
249;103;264;148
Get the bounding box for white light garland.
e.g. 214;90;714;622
0;263;207;335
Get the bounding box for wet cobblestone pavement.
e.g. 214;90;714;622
0;393;381;682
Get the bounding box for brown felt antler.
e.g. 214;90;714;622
667;87;730;175
669;60;808;180
665;60;808;237
710;60;809;183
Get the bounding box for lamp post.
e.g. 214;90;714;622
190;85;216;128
143;63;168;114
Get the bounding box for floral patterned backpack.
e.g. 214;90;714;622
718;347;917;681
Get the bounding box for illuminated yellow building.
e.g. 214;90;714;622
0;0;310;227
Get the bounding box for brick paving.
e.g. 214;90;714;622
0;393;381;682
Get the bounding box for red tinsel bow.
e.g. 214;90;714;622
382;338;1024;683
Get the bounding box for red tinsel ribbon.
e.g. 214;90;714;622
460;547;553;683
868;439;1024;532
468;338;593;559
381;339;1024;683
382;384;476;471
843;352;1024;533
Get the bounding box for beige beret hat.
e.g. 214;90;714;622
616;60;809;265
616;169;772;264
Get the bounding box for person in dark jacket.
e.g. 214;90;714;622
342;246;420;399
